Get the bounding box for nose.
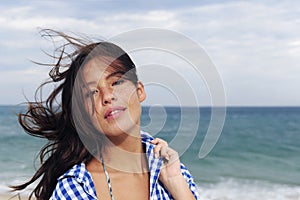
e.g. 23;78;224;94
101;88;116;105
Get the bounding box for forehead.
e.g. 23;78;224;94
82;56;121;82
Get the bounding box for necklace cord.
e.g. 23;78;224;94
100;153;115;200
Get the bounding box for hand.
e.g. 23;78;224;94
151;138;195;199
150;138;182;181
151;138;169;160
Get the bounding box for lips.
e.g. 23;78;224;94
104;106;126;119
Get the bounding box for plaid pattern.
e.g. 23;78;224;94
50;131;200;200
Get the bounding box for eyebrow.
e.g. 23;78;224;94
105;71;124;80
85;71;124;86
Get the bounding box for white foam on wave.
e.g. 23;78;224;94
0;179;36;198
2;178;300;199
0;184;10;194
197;178;300;200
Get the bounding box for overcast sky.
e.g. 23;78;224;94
0;0;299;106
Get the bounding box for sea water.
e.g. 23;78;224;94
0;105;300;199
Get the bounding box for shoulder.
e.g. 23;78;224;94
58;163;90;181
50;163;97;200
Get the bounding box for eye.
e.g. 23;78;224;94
112;79;125;86
85;89;98;98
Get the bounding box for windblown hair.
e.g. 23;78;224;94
11;29;138;200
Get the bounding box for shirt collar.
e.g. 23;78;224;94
141;131;164;197
58;162;98;198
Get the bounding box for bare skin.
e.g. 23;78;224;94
86;138;171;200
86;138;195;200
87;157;150;200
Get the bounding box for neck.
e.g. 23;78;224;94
106;129;143;153
101;129;148;173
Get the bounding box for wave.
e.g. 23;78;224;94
1;178;300;199
198;178;300;200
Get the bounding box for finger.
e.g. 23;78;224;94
152;138;169;159
151;138;158;144
164;147;179;165
160;146;170;162
153;143;163;158
151;138;168;147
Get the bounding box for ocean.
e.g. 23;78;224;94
0;105;300;199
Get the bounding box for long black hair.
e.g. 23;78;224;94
11;29;138;200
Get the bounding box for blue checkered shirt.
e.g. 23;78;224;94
50;131;200;199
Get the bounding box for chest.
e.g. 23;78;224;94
92;171;150;200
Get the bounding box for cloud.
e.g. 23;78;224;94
0;0;300;105
0;67;50;104
170;1;300;105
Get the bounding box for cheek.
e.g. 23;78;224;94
83;98;102;126
84;99;93;113
126;90;140;107
127;92;142;115
84;97;97;115
114;86;135;103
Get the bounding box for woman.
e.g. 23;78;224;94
12;30;199;200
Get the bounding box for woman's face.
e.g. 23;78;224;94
82;56;146;138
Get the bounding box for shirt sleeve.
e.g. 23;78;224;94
180;163;200;200
50;177;96;200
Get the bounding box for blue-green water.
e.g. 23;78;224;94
1;105;300;199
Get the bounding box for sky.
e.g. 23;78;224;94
0;0;299;106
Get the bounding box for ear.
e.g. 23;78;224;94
137;81;146;102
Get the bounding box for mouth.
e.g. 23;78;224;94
104;106;126;120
